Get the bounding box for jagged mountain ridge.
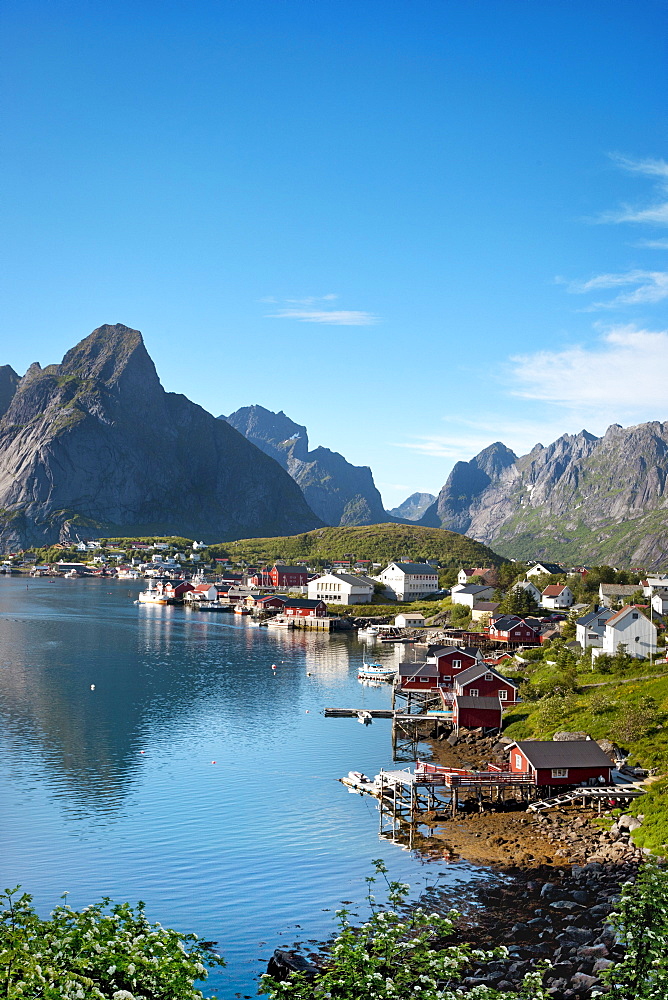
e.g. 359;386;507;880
389;492;436;521
420;423;668;567
223;404;393;526
0;325;322;550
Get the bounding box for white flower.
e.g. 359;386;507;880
107;966;116;975
112;992;136;1000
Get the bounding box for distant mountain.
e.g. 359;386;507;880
223;404;394;526
420;423;668;568
0;325;322;551
389;492;436;521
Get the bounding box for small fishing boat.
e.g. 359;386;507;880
357;662;396;682
266;616;293;628
357;710;373;725
233;605;251;615
137;588;168;605
358;625;379;637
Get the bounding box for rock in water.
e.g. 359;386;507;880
0;325;322;550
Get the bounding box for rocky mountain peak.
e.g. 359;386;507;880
0;365;20;421
60;323;159;390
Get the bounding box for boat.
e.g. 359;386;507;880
197;601;233;613
357;662;396;682
234;605;251;615
358;626;379;638
266;616;294;628
137;582;168;605
357;710;373;725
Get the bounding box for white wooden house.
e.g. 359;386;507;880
307;572;375;605
375;562;438;602
575;608;614;649
593;606;657;660
541;584;574;609
450;584;495;608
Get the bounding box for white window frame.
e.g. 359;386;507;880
469;688;479;697
452;659;461;670
514;753;523;770
551;768;568;778
498;689;507;701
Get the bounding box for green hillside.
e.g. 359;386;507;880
208;522;507;567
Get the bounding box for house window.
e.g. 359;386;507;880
499;689;507;700
469;688;479;697
514;753;523;769
551;768;568;778
485;672;493;681
632;613;638;620
452;659;461;669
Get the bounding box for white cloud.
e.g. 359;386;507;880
598;155;668;227
268;308;378;326
510;325;668;412
566;269;668;308
265;295;378;325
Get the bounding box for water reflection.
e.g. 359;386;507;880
0;577;484;999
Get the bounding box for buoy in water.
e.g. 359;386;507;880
90;684;95;691
211;760;216;764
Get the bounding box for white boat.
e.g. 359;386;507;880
357;710;373;725
266;616;294;628
358;626;379;638
357;662;396;682
137;582;168;604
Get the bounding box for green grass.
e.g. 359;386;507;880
207;523;507;568
502;653;668;853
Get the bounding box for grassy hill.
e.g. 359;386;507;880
207;522;507;568
501;647;668;854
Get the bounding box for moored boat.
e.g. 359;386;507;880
357;661;396;682
266;615;293;628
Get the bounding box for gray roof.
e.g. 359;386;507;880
456;695;503;710
531;562;565;574
511;740;613;769
392;562;438;575
429;645;477;659
398;662;439;678
576;608;613;627
455;663;519;688
599;584;639;596
455;584;493;595
318;572;374;587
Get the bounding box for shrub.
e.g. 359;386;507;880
0;889;223;999
597;859;668;997
260;860;549;1000
590;691;617;716
612;697;659;743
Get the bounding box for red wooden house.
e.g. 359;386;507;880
454;695;503;731
270;565;308;588
453;663;518;704
245;594;286;611
398;662;440;689
488;615;542;646
163;581;194;602
507;740;613;786
283;598;327;618
426;646;480;687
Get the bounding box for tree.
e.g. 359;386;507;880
560;609;579;641
449;603;471;627
0;889;223;999
499;587;538;616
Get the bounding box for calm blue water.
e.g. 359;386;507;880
0;577;488;997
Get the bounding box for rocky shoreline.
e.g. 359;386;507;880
270;730;653;996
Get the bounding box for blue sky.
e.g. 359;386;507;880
1;0;666;507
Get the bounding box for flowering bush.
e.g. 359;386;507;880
0;887;224;999
259;861;548;1000
596;859;668;999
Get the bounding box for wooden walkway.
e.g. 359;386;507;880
527;784;646;813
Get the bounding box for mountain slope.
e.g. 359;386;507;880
421;423;668;567
223;404;391;526
0;325;322;550
389;492;436;521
